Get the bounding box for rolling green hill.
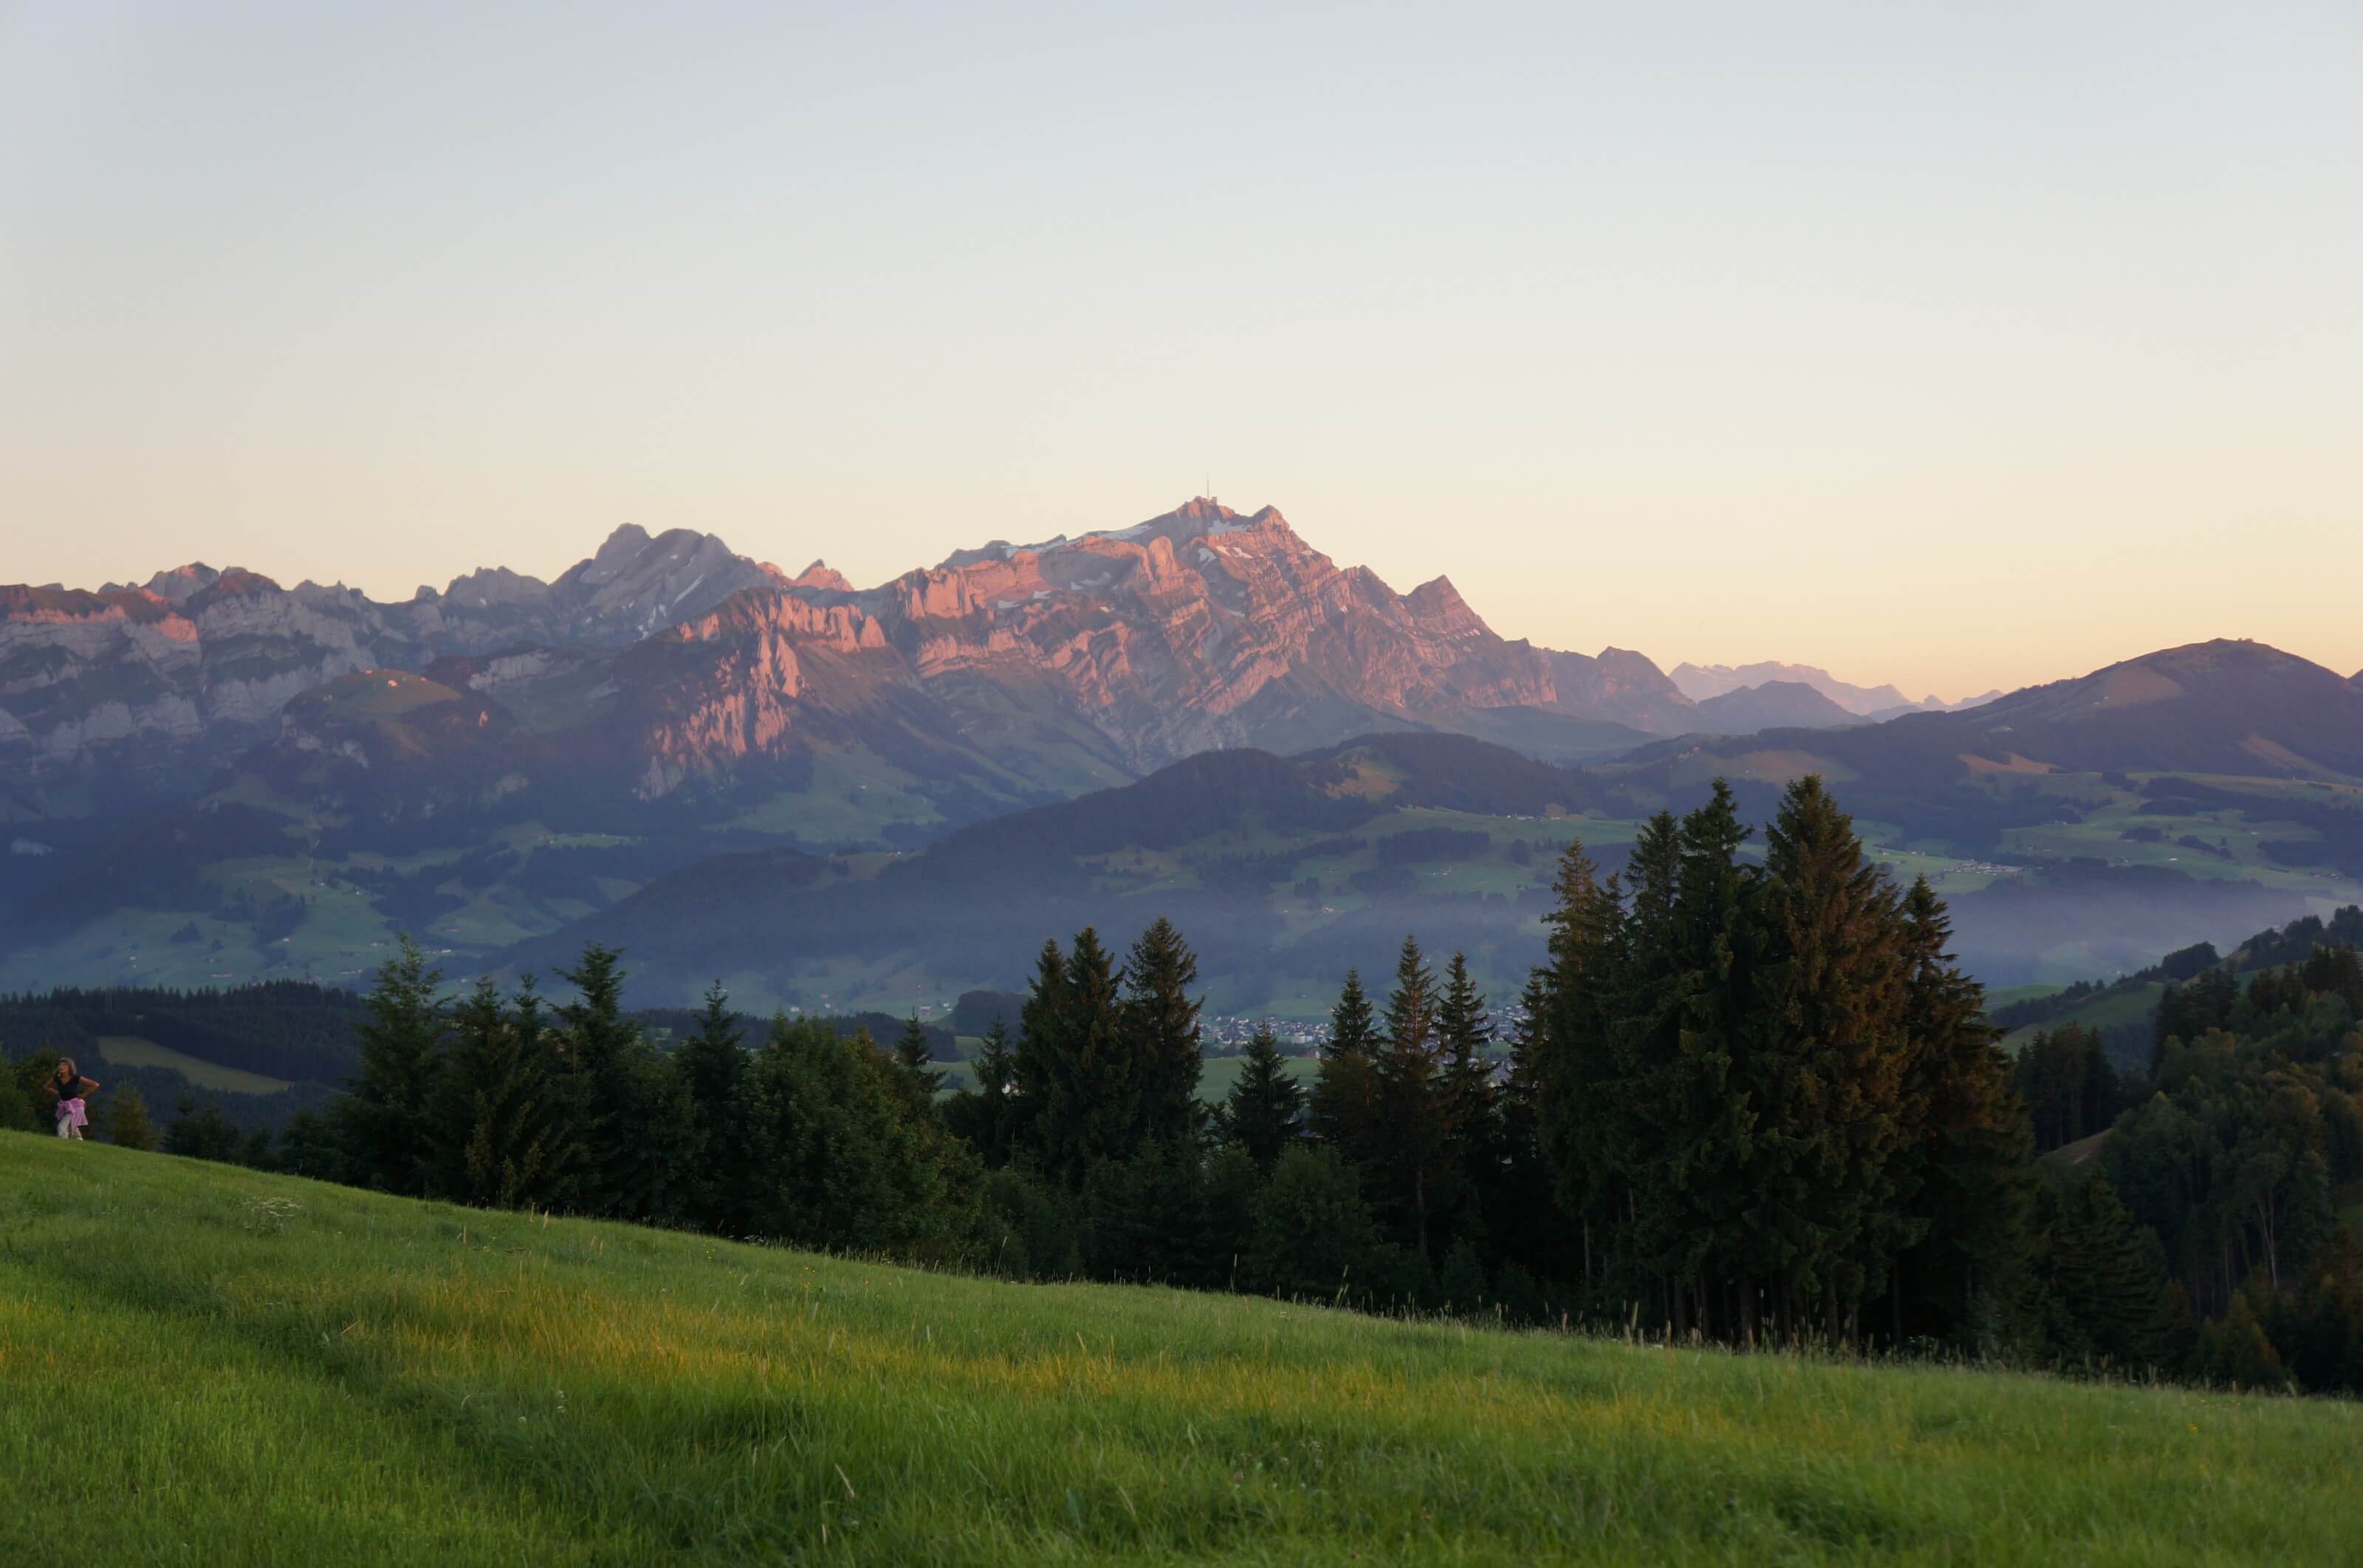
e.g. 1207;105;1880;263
7;1136;2362;1564
91;1034;292;1094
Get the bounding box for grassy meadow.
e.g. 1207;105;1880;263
93;1034;295;1094
6;1135;2362;1564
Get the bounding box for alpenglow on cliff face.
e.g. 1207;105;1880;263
0;498;1695;818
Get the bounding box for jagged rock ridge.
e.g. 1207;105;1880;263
1;500;1694;814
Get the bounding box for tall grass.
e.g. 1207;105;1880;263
4;1134;2357;1564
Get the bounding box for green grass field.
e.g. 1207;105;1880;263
6;1137;2362;1564
93;1035;293;1094
1997;983;2168;1055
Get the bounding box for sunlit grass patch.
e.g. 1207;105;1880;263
4;1135;2359;1564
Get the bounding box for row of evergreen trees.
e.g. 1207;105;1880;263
30;769;2363;1389
895;777;2038;1351
287;949;976;1262
1514;778;2031;1347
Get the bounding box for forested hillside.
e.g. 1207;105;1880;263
28;771;2363;1395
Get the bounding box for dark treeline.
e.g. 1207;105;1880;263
0;981;371;1083
18;776;2363;1395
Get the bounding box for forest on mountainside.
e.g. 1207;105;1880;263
18;772;2362;1393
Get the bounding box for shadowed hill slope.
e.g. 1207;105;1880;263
6;1138;2361;1564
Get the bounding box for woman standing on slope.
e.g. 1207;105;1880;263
43;1058;99;1140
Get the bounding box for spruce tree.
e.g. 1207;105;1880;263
1436;952;1501;1245
1222;1025;1305;1166
1374;935;1458;1261
892;1014;945;1117
1012;938;1069;1166
1309;967;1381;1162
1656;782;1763;1340
1893;876;2035;1348
1755;775;1908;1339
1120;917;1204;1149
332;935;447;1196
554;943;676;1220
433;976;572;1211
1605;811;1687;1316
944;1019;1023;1167
1527;839;1630;1292
1490;969;1560;1282
673;981;748;1231
2037;1175;2175;1371
1014;929;1128;1188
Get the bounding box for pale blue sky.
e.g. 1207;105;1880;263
4;2;2358;698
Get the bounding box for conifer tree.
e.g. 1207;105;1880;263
944;1019;1023;1168
1607;813;1689;1313
1527;839;1628;1291
675;982;747;1107
1436;952;1501;1241
1222;1025;1305;1166
1014;928;1128;1187
1309;967;1381;1163
1893;876;2035;1347
1374;935;1459;1261
892;1014;945;1117
673;981;748;1231
1755;776;1908;1339
332;935;447;1197
2014;1024;2122;1152
1012;938;1068;1164
1489;969;1560;1279
2036;1174;2175;1370
554;943;679;1221
1120;917;1204;1149
1656;783;1763;1339
433;976;572;1211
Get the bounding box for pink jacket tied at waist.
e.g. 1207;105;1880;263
55;1096;88;1129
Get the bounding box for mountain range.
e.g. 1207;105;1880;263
1670;659;2003;723
0;500;1705;994
2;499;1692;828
7;501;2362;1002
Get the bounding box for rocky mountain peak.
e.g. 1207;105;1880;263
575;523;656;584
0;499;1702;802
437;565;552;609
143;563;222;603
1402;575;1485;640
783;560;854;593
535;525;778;641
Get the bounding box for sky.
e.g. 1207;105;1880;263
3;4;2358;703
